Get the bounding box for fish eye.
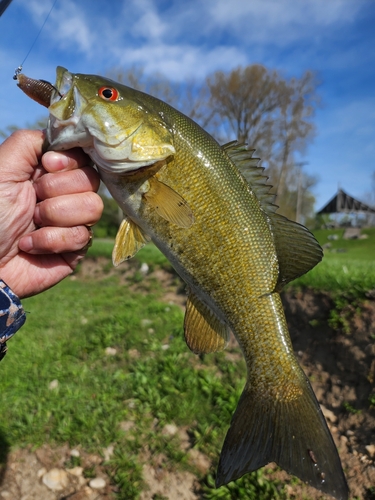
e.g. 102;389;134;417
98;86;119;101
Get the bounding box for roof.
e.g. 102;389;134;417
318;189;375;214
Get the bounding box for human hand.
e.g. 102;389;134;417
0;130;103;298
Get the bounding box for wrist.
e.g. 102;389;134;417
0;280;26;361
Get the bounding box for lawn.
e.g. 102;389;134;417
292;227;375;295
0;247;284;499
0;228;374;499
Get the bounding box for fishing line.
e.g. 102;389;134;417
13;0;58;80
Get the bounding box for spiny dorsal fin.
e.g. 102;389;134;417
184;291;230;354
223;141;322;288
222;141;277;213
113;216;150;266
269;213;323;290
143;177;194;228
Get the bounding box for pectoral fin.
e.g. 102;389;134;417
144;177;194;228
184;292;230;354
112;216;150;266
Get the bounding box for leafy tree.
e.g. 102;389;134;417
204;65;320;220
108;64;319;223
95;184;122;238
0;117;47;140
107;66;213;126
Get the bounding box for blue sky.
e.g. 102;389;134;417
1;0;374;210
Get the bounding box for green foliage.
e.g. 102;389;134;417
202;470;287;499
95;192;120;238
369;393;375;407
0;117;48;139
342;402;362;415
326;295;362;334
108;447;144;500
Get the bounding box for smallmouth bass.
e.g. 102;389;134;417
18;68;348;499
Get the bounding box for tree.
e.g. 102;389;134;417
204;65;320;220
107;66;213;126
0;117;47;140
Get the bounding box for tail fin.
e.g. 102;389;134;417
216;375;348;500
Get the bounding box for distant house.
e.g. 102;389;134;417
317;189;375;228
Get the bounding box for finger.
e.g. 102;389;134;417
42;149;92;172
18;226;93;254
61;250;88;272
34;166;101;200
34;192;104;227
0;130;44;181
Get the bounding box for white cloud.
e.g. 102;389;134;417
24;0;95;56
115;43;247;81
18;0;371;82
129;0;168;41
48;0;95;54
206;0;367;44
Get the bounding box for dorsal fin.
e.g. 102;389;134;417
269;213;323;290
222;141;323;288
222;141;277;213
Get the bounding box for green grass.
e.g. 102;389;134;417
290;227;375;296
87;237;170;268
291;256;375;295
0;264;287;499
313;228;375;261
89;228;375;297
1;229;374;498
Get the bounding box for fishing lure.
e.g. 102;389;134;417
15;73;59;108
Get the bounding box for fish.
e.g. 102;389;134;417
18;67;348;500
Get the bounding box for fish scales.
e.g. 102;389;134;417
105;104;301;395
18;67;349;500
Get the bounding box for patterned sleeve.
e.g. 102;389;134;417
0;280;26;361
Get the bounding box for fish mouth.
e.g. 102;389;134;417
45;67;176;173
46;68;93;150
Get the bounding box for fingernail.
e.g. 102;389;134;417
44;151;70;171
34;205;42;226
58;153;70;170
19;236;33;252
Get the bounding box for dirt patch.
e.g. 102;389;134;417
282;289;375;499
76;257;187;308
0;444;114;499
1;261;375;499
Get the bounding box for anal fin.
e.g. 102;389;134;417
143;177;194;228
184;292;230;354
112;216;150;266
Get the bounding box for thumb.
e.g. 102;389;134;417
0;129;44;182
